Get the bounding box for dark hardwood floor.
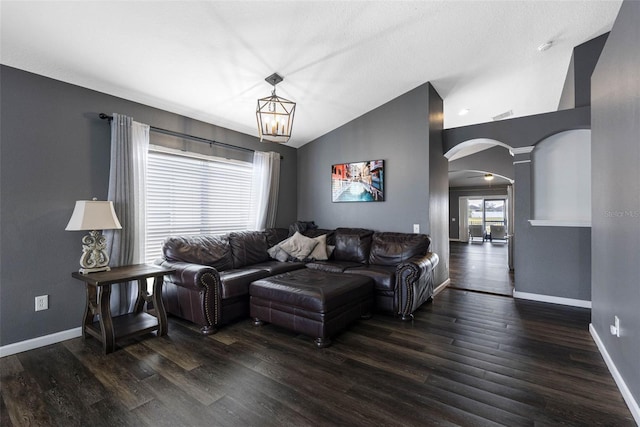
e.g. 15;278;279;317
449;240;514;296
1;288;634;426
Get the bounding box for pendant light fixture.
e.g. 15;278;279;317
256;73;296;143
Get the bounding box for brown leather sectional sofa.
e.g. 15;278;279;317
157;227;439;334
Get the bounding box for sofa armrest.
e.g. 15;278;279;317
400;252;439;274
395;252;440;319
157;259;219;291
156;259;222;332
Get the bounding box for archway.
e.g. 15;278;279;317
447;138;515;296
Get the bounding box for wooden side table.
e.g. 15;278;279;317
71;264;176;354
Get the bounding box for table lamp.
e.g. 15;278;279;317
65;199;122;274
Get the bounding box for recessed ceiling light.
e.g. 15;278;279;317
537;41;553;52
484;173;494;181
458;108;470;116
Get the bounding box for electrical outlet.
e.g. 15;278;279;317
35;295;48;311
610;315;621;337
413;224;420;233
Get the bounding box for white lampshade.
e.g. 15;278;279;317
65;200;122;231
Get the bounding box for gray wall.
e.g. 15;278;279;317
591;0;640;408
558;51;575;110
558;33;609;110
511;151;592;301
514;226;592;300
427;84;450;286
297;82;449;282
443;107;590;153
509;32;609;302
0;66;298;346
574;33;609;108
449;146;515;181
298;83;430;233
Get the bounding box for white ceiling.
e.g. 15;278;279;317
0;1;621;148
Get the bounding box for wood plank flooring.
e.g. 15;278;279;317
449;241;514;296
1;288;634;426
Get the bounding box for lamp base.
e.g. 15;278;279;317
79;266;111;275
78;230;112;274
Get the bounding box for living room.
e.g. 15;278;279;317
1;1;639;425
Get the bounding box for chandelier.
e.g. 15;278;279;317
256;73;296;143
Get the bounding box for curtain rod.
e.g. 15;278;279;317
99;113;282;159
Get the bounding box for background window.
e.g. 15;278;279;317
145;147;253;263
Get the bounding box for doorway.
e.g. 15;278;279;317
451;194;513;296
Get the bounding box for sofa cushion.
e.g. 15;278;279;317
229;231;270;268
252;260;306;275
368;232;430;266
306;260;363;273
327;245;335;258
344;265;396;292
265;228;289;247
333;228;374;264
303;228;336;246
279;231;318;260
219;268;270;299
288;220;318;236
162;235;233;271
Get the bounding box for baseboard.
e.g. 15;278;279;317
449;238;461;242
0;327;83;358
512;290;592;308
590;324;640;425
434;278;450;296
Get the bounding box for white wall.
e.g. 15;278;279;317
533;129;591;222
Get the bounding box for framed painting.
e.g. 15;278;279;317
331;159;384;202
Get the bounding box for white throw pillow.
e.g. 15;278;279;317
308;234;328;260
267;244;290;262
279;231;318;260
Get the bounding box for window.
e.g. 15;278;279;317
145;146;253;263
460;196;508;242
484;199;506;234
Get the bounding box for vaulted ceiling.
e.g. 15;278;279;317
0;1;622;148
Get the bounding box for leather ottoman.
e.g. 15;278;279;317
250;268;374;347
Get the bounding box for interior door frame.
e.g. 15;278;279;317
458;196;471;242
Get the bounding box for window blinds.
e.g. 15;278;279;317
145;147;253;263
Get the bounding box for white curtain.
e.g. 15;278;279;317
458;197;470;243
105;113;150;315
250;151;280;230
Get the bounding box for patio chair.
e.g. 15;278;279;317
489;225;507;243
469;225;485;243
